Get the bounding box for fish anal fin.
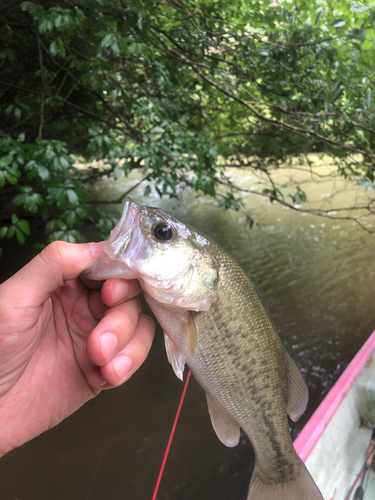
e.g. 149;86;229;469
285;353;308;422
206;395;240;448
185;313;197;355
164;333;186;381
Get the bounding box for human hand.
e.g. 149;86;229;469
0;241;155;456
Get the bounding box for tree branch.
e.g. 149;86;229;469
149;27;375;163
89;173;152;205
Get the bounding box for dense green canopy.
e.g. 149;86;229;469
1;0;375;253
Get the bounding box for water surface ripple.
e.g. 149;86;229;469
1;165;375;499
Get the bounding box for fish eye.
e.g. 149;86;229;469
153;222;174;241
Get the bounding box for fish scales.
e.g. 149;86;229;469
148;244;298;482
82;198;324;500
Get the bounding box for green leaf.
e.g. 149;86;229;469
59;155;71;168
75;206;87;219
289;186;307;204
143;185;151;197
101;33;120;57
5;167;19;185
48;187;67;209
66;189;79;205
200;176;216;196
21;1;40;13
66;210;76;227
315;7;324;25
36;164;50;180
50;38;65;58
0;226;8;239
333;86;344;101
57;190;67;209
14;107;22;119
7;226;15;239
12;193;27;206
13;191;43;214
333;20;346;28
128;42;144;55
351;5;369;12
39;18;54;34
218;192;244;211
54;15;64;29
41;204;49;220
113;162;123;180
75;8;85;23
18;219;30;235
0;156;12;167
15;228;25;245
358;30;367;46
366;88;372;109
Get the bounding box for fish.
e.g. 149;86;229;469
82;198;324;500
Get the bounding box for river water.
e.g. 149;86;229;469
1;159;375;499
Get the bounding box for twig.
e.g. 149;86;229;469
89;173;152;205
215;176;375;233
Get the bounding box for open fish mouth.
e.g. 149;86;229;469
81;198;139;280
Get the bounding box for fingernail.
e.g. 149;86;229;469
112;281;129;304
100;332;118;361
112;356;133;382
99;378;109;387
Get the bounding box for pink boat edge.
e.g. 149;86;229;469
294;329;375;499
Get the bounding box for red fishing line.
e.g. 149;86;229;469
151;369;192;500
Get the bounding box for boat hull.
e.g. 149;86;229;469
294;330;375;500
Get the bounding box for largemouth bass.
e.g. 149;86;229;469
83;198;323;500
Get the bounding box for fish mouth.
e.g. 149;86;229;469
81;197;140;280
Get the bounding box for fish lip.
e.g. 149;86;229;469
81;197;140;279
104;197;139;258
107;198;132;241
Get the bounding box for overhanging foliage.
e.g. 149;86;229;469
1;0;375;254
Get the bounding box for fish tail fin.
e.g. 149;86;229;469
247;459;323;500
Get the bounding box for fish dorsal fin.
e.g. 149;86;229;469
285;353;308;422
164;333;186;381
185;312;197;355
206;395;240;447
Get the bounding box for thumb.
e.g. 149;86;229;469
0;241;106;309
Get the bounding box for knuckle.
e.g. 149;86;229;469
121;314;134;335
133;334;152;361
39;241;66;267
124;296;142;316
141;313;156;334
135;315;155;352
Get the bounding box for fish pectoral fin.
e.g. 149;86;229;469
206;395;240;448
184;312;197;355
285;353;308;422
164;333;186;381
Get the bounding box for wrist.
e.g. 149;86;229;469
0;391;40;458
